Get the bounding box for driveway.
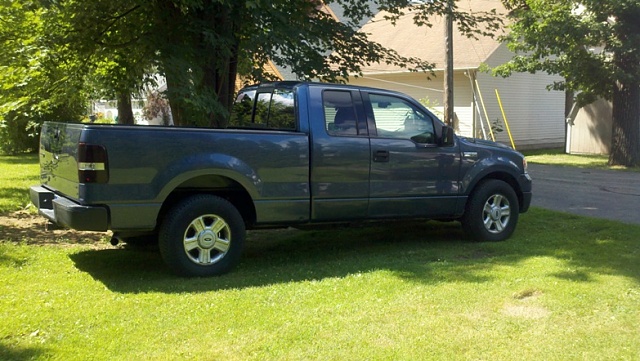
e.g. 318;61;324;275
527;163;640;225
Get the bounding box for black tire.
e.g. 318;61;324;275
159;195;245;277
461;179;519;242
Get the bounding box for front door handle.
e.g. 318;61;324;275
373;150;390;162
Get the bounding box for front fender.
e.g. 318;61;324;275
460;156;525;196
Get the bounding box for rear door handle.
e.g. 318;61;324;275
373;150;390;162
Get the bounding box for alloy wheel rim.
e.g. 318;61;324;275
182;214;231;265
482;194;511;234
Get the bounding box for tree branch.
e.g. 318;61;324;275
95;5;141;42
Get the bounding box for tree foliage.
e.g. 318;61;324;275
147;0;438;127
46;0;157;125
495;0;640;166
0;0;88;153
1;0;502;152
143;0;501;127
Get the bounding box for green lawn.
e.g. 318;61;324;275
523;147;640;171
1;154;639;360
0;155;39;213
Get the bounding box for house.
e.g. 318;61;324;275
344;0;566;150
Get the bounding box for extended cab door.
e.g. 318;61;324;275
364;91;461;218
308;86;371;221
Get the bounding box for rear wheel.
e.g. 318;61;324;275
159;195;245;277
462;179;519;242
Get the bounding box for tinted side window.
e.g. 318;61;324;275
254;93;272;126
268;89;296;130
229;90;256;127
229;88;296;130
369;93;435;144
323;90;359;136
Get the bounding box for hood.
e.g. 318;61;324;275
460;137;512;150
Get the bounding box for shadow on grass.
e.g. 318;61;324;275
0;251;29;268
69;208;640;293
0;342;47;361
70;220;498;292
0;154;39;165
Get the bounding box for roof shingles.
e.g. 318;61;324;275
358;0;507;73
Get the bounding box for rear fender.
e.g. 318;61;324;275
156;154;261;202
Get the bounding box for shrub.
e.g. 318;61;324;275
0;103;86;155
0;112;40;155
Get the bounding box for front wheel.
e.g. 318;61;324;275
461;179;519;242
159;195;245;277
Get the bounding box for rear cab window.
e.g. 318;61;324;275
230;86;296;131
322;90;367;136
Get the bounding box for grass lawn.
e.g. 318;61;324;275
1;154;639;360
0;155;39;214
523;147;640;171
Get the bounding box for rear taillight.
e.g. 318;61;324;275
78;143;109;183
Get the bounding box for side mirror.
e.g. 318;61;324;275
439;125;455;147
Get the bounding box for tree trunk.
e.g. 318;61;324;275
609;81;640;167
203;5;240;129
207;48;239;129
155;1;242;129
164;70;187;126
609;11;640;167
117;91;135;125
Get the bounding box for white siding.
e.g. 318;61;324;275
347;43;566;150
348;72;444;106
480;45;566;149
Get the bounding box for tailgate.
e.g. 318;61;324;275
39;122;84;200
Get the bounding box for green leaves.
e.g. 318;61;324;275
496;0;640;102
496;0;640;166
0;1;87;153
1;0;505;136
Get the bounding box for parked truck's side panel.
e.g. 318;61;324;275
30;81;532;277
36;123;312;231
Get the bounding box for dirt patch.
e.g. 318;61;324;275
503;289;550;319
0;210;110;248
502;304;551;319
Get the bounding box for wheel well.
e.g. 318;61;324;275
157;175;257;229
471;172;524;211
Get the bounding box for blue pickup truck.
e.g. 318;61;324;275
30;81;531;277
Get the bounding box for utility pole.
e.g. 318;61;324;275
444;0;454;127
